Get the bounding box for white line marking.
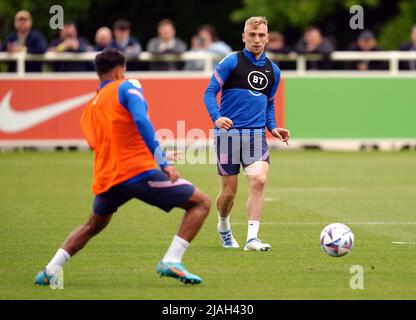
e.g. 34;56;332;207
233;222;416;225
392;242;416;245
264;197;278;202
267;187;348;193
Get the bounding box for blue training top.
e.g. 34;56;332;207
203;48;281;133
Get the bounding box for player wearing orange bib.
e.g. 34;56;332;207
35;48;211;285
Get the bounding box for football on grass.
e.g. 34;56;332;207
320;223;354;257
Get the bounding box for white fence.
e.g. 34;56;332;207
1;51;416;77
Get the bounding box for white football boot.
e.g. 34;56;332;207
217;226;240;248
244;238;271;251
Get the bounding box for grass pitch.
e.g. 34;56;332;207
0;150;415;299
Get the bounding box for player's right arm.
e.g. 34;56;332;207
119;81;179;182
203;54;237;129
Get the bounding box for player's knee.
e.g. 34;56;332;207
196;192;211;216
251;176;267;191
221;189;237;202
201;194;211;215
186;189;211;217
220;186;237;202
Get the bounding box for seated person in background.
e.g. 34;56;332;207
1;10;47;72
197;24;232;57
345;30;388;71
185;24;232;70
110;19;142;70
266;31;292;70
49;22;93;72
94;27;113;52
399;25;416;70
147;19;187;71
294;26;335;70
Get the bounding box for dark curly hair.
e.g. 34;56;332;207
94;48;126;76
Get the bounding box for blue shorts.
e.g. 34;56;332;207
215;130;270;176
93;170;195;216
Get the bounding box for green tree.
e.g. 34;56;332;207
231;0;379;31
378;1;416;49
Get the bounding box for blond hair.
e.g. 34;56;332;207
244;16;268;30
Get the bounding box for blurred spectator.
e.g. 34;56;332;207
49;22;93;72
110;19;142;70
399;25;416;70
185;24;232;70
110;19;142;56
294;27;335;70
197;24;232;56
266;32;291;54
346;30;388;70
146;19;187;71
266;31;292;69
1;10;47;72
94;27;112;52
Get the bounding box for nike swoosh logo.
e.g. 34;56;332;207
0;90;94;133
168;266;186;277
265;70;271;73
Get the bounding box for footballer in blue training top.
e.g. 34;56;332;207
204;16;290;252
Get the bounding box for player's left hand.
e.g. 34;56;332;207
163;165;180;183
272;128;290;145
